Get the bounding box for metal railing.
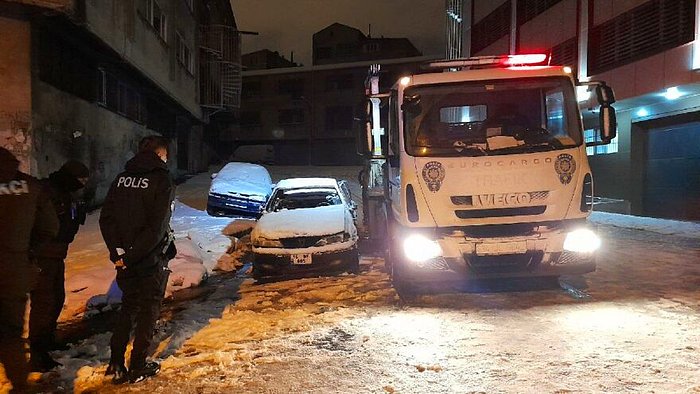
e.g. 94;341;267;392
199;24;242;111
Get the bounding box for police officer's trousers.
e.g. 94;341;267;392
110;259;169;371
0;293;29;392
29;258;66;355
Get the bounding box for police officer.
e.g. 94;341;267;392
29;160;90;371
0;147;59;392
99;136;176;384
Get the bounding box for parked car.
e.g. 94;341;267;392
251;178;359;280
206;162;273;218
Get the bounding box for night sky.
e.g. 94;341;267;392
231;0;446;66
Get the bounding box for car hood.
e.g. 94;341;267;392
253;205;347;240
209;177;271;200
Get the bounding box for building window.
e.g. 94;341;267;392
316;47;332;59
184;0;194;13
585;128;618;155
325;74;353;91
176;33;194;74
98;69;143;123
277;78;305;98
517;0;564;26
242;80;261;99
325;106;353;132
336;43;355;57
147;0;168;42
364;42;380;53
278;109;305;125
471;0;511;54
240;111;262;127
588;0;695;75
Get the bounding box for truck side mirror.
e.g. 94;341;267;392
354;101;372;156
599;105;617;143
595;84;616;105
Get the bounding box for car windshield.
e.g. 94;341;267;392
268;188;342;212
403;77;582;157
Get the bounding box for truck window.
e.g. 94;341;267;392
403;77;581;157
389;89;400;165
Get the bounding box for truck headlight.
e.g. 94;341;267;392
563;229;601;253
403;234;442;262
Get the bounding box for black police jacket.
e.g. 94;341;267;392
0;148;59;291
35;173;87;260
99;151;175;270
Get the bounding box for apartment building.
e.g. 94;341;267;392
450;0;700;220
236;23;429;165
0;0;241;203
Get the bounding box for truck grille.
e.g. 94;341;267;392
455;206;546;219
451;191;549;206
466;252;543;274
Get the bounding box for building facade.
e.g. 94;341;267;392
236;23;427;166
0;0;241;203
455;0;700;221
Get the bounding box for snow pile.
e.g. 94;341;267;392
591;211;700;239
171;200;239;272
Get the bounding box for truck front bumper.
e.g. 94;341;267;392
392;224;598;282
398;250;595;282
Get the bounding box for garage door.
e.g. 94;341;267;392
644;122;700;221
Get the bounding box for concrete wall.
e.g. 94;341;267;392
591;44;698;102
0;16;33;173
32;80;159;203
83;0;200;119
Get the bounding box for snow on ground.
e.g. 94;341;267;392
60;178;237;321
5;166;700;393
591;211;700;239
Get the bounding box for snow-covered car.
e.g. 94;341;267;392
206;162;273;218
251;178;359;280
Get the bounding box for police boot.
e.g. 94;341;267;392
128;361;160;383
29;351;62;372
105;362;128;384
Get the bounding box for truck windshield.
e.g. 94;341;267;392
403;77;582;157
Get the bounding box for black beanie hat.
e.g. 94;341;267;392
59;160;90;179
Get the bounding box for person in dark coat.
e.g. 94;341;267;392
99;136;176;384
29;160;90;371
0;147;59;393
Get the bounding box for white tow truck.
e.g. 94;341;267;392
358;54;617;291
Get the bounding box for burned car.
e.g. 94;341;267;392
251;178;359;280
206;162;272;218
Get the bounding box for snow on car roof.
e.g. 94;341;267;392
275;177;338;190
210;162;272;197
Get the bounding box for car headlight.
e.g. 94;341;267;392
403;234;442;263
254;237;283;248
563;229;601;253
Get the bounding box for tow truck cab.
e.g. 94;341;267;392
360;54;617;288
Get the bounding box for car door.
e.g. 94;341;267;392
337;180;357;220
